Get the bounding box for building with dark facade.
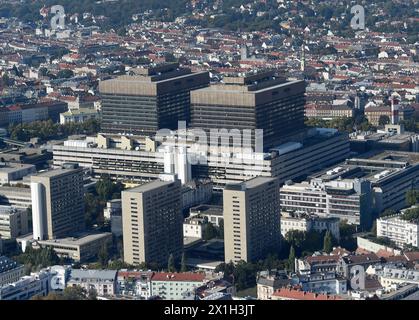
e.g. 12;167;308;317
99;63;209;136
190;71;306;150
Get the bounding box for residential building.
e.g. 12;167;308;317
0;206;28;239
183;215;206;239
280;211;340;241
377;210;419;248
116;270;153;299
223;177;281;264
376;265;419;288
257;270;291;300
30;164;85;240
122;176;183;267
0;256;25;287
271;288;343;300
150;272;206;300
104;199;122;237
189;205;223;227
59;108;99;124
67;269;117;296
0;270;51;300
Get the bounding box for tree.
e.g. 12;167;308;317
56;69;74;79
203;222;218;240
406;189;419;206
87;288;98;300
323;231;333;253
62;286;88;300
98;244;109;268
180;252;187;272
378;115;390;126
381;209;396;217
287;246;296;272
167;253;176;272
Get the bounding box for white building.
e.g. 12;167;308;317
280;211;340;241
103;199;122;237
0;256;25;287
150;272;207;300
377;210;419;248
0;270;51;300
67;269;117;296
59;108;99;124
376;265;419;288
183;216;206;239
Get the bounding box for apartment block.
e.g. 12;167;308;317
223;177;281;264
122;176;183;267
31;164;85;240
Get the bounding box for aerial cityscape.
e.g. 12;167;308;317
0;0;418;306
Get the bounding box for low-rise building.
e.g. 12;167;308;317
271;287;343;300
19;232;112;262
257;270;291;300
280;211;340;241
67;269;117;296
103;199;122;237
0;163;36;184
116;270;153;299
150;272;206;300
0;256;25;287
189;205;223;227
377;210;419;248
293;272;347;295
0;270;50;300
59;108;100;124
0;205;28;239
376;265;419;288
183;215;206;239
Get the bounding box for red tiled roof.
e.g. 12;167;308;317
151;272;205;282
272;288;343;300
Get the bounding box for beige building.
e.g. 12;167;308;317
0;206;28;239
30;164;85;240
122;176;183;267
223;177;281;264
31;232;112;262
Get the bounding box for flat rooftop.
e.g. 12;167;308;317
37;232;112;247
124;179;176;193
225;176;277;191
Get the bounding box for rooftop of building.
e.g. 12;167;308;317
272;288;343;300
69;269;117;282
37;232;112;247
151;272;206;283
190;204;223;217
0;162;35;173
30;164;81;179
0;256;22;274
124;178;178;194
225;176;277;191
